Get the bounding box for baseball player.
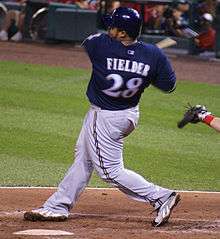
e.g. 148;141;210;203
178;105;220;132
24;7;180;227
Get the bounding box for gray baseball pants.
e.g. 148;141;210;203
43;105;173;216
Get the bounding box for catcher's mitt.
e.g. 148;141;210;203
177;104;208;128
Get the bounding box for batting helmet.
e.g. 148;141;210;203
103;7;142;39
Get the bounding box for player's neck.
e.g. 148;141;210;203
120;39;137;46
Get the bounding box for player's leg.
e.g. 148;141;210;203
24;111;94;221
87;106;180;225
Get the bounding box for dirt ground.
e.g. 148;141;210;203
0;41;219;238
0;188;219;239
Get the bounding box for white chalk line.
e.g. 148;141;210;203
1;211;219;235
70;212;220;224
150;229;220;234
0;186;219;194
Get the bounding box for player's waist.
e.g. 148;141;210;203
90;104;139;128
90;104;139;113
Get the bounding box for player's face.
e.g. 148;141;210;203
108;27;119;39
108;27;126;41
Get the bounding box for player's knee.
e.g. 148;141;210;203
96;166;124;182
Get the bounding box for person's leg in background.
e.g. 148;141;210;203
10;11;25;41
0;10;24;41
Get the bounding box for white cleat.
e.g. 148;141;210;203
152;192;181;227
0;30;8;41
11;31;22;42
24;208;68;222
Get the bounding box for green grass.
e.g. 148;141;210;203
0;61;219;190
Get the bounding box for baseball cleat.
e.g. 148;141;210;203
152;192;181;227
24;208;68;222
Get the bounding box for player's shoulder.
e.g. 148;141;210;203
138;41;159;51
85;32;109;43
137;41;163;57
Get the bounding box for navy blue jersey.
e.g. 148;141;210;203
82;33;176;110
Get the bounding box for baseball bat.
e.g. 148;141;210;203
156;37;177;49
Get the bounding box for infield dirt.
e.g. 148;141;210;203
0;188;219;239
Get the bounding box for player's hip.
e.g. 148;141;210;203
90;104;139;127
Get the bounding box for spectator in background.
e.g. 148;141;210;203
0;0;26;41
88;0;100;10
193;0;217;29
197;0;217;16
106;0;120;13
173;0;190;26
75;0;90;9
145;4;167;31
75;0;100;10
162;7;185;37
99;0;120;29
194;13;216;51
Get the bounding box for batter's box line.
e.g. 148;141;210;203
149;229;220;234
0;187;220;194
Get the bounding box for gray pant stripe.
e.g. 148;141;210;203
92;111;154;203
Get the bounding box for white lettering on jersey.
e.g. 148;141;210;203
142;64;150;76
118;59;125;71
107;58;113;70
103;74;143;98
124;60;131;72
113;58;118;70
127;50;135;55
131;61;138;73
106;58;150;77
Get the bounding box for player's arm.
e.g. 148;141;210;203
151;48;176;93
194;106;220;132
209;117;220;132
200;113;220;133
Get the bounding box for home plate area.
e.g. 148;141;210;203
0;188;219;239
13;229;74;236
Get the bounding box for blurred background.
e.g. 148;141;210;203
0;0;220;58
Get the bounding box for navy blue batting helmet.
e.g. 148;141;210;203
104;7;142;39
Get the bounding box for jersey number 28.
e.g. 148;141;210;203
102;74;143;98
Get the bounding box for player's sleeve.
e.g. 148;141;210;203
81;33;102;60
152;48;176;93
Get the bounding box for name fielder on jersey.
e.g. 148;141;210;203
104;57;150;98
106;58;150;77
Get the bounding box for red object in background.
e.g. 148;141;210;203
50;0;76;3
121;2;156;23
122;3;141;11
198;27;216;50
